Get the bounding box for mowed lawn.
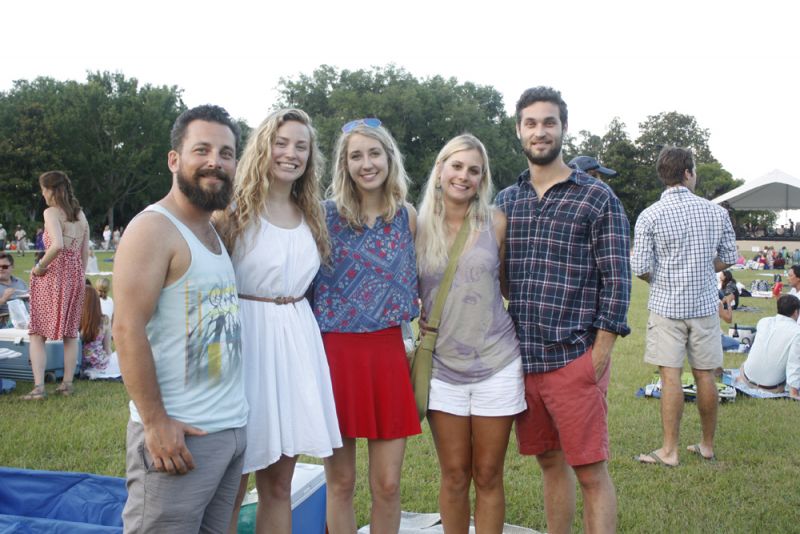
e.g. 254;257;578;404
1;252;798;532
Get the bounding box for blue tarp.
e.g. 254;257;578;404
0;467;126;533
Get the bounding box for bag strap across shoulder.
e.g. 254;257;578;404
426;220;470;331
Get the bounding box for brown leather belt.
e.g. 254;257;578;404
741;369;785;390
238;294;305;305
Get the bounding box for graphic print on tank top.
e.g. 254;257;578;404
182;276;241;385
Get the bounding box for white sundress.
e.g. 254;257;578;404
233;217;342;472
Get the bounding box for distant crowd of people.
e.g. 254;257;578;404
0;222;124;255
734;220;800;239
743;245;800;270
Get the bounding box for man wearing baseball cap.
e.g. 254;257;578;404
569;155;618;180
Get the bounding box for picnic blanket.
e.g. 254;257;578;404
357;512;541;533
636;372;736;402
721;368;795;399
732;305;762;312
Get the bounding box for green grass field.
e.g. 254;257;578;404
1;253;798;532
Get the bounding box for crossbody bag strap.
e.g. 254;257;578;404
426;220;471;331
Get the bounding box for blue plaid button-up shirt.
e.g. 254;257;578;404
495;169;632;373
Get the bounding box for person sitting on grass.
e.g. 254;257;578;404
719;293;742;352
94;277;114;326
0;252;28;327
80;283;111;375
719;270;739;309
738;294;800;395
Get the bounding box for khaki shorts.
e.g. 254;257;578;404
644;312;723;370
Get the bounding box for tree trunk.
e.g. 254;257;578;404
107;206;115;236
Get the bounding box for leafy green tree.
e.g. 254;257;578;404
695;162;743;200
0;72;185;234
636;111;715;166
0;77;69;225
63;72;184;232
598;118;660;223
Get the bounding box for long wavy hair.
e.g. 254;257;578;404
39;171;81;222
217;109;329;260
328;123;409;228
81;284;103;344
416;134;493;275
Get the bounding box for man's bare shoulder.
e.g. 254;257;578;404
119;209;183;258
125;209;178;237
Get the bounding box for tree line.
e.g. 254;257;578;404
0;66;772;236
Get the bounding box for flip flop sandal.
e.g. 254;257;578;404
635;451;678;467
687;444;716;461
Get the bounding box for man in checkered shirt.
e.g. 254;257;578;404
496;86;631;534
631;146;737;467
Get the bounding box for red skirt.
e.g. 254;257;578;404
323;327;422;439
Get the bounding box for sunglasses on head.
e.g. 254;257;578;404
341;118;382;133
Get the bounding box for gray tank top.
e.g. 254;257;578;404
419;223;521;384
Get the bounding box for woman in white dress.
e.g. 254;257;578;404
217;108;341;533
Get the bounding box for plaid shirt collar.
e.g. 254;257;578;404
515;167;589;191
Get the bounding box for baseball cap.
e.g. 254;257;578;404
569;156;618;177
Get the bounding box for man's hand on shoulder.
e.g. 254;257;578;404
143;415;207;475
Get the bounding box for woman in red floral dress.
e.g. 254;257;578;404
22;171;89;400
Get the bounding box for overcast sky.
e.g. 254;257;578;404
3;0;799;185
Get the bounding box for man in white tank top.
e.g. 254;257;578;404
114;105;248;534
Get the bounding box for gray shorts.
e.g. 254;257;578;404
123;419;246;534
644;312;723;370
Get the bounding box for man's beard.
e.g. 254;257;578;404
521;135;563;166
177;167;233;212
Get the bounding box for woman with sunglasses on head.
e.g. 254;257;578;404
23;171;90;399
416;134;525;533
216;109;341;534
313;118;421;533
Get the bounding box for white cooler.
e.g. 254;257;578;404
237;462;326;534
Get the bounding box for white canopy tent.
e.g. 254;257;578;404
712;169;800;210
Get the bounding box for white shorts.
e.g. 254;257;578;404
428;358;527;417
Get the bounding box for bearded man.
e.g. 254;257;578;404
113;105;248;534
495;86;631;534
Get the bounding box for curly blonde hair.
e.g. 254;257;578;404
416;134;493;274
328;123;409;228
217;109;329;260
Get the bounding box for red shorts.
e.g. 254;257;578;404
515;348;610;466
323;327;421;440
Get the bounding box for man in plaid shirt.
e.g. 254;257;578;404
632;146;737;467
496;87;631;534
